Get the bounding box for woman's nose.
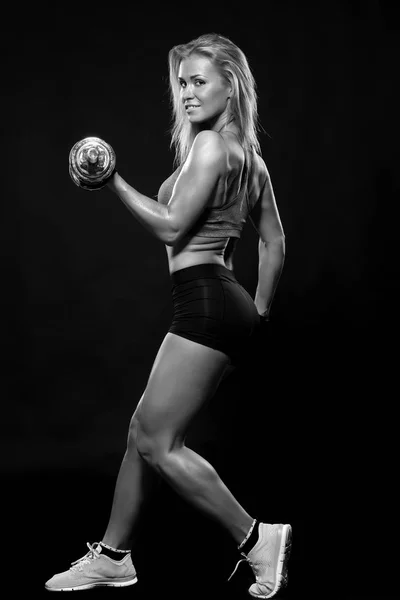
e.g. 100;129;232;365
182;85;194;100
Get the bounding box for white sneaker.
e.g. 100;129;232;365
228;523;292;598
45;542;138;591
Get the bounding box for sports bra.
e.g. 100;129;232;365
157;149;257;239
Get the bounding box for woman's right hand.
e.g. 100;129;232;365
106;170;120;194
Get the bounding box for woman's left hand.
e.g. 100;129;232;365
221;363;236;382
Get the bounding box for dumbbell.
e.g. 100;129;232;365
69;137;116;190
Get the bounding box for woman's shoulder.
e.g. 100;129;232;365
188;130;229;173
192;130;228;156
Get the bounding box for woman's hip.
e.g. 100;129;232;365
169;263;260;363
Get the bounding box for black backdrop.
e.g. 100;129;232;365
2;2;398;598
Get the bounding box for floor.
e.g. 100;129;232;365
4;466;397;599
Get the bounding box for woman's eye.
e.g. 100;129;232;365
179;79;204;88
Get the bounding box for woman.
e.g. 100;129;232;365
45;33;290;598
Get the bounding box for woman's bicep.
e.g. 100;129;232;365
167;131;227;241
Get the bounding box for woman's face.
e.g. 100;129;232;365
178;54;231;129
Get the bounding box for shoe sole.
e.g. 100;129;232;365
45;576;138;592
249;523;292;599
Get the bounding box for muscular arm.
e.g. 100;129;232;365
250;169;285;318
107;131;226;246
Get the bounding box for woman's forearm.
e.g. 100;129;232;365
254;237;285;317
107;172;176;245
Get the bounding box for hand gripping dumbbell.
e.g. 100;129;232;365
69;137;116;191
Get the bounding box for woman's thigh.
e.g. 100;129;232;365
133;332;230;448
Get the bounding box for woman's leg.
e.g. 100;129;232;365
101;362;237;550
101;412;161;549
133;332;254;546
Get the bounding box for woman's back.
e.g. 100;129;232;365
158;131;268;273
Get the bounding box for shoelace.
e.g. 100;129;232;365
227;552;254;582
70;542;101;572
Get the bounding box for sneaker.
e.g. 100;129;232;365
228;523;292;599
45;542;138;591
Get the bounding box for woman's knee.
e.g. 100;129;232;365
126;405;165;463
135;424;172;468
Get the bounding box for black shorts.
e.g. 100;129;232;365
169;263;261;365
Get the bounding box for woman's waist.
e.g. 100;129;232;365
167;244;229;276
170;261;238;287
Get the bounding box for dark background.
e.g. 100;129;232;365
1;2;398;598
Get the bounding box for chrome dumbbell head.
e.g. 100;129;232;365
69;137;116;190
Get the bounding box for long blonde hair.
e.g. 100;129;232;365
168;33;262;166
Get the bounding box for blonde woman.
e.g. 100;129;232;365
46;33;290;598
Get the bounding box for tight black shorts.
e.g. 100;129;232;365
169;263;261;365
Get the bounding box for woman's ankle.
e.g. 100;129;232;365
238;519;259;554
99;541;131;560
